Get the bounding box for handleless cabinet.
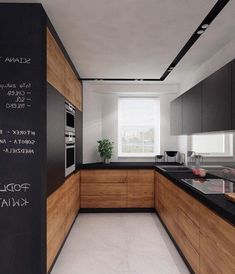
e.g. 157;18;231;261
231;60;235;129
202;63;231;132
182;83;202;134
170;96;183;135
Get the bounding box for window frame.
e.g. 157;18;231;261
188;133;233;157
118;96;160;157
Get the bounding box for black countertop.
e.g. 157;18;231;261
78;161;235;225
79;162;180;169
155;167;235;226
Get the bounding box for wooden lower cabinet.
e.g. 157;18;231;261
127;170;154;208
81;169;128;208
81;169;154;209
155;171;235;274
199;204;235;274
47;171;80;272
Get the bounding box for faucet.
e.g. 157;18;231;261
194;154;203;168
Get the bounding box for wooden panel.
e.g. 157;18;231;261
81;169;128;183
81;195;127;208
200;204;235;274
127;170;154;208
82;183;126;196
47;171;80;272
75;79;82;111
64;59;76;105
46;28;65;95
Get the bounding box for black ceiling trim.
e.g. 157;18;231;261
81;0;230;82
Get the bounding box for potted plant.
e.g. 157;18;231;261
97;139;114;164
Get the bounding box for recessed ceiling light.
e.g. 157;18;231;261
197;29;205;35
201;24;209;29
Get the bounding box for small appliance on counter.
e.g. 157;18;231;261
155;155;164;163
164;151;179;162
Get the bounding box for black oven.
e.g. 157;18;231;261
65;101;75;132
65;131;75;177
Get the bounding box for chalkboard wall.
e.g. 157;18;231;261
0;4;46;274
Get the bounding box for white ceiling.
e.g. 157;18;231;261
2;0;235;83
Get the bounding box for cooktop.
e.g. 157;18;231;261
181;178;235;194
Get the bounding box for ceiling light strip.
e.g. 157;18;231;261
81;0;230;82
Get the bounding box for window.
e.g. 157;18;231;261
118;97;160;157
190;133;233;157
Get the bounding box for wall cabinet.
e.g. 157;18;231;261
170;96;183;135
202;62;231;132
171;60;234;135
182;83;202;134
155;171;235;274
81;169;154;209
47;171;80;272
46;28;82;111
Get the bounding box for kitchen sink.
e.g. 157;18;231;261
158;166;192;172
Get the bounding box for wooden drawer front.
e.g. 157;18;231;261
47;29;65;94
199;204;235;274
64;59;76;105
128;169;154;184
127;183;154;208
81;169;128;184
47;172;80;271
177;209;199;274
81;183;126;196
81;195;127;208
75;79;82;111
158;173;200;226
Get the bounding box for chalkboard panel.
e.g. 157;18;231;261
0;4;46;274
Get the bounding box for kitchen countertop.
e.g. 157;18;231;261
155;167;235;226
79;162;180;169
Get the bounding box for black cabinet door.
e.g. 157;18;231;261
202;63;231;132
183;83;202;134
170;96;183;135
47;83;65;196
75;108;83;167
232;60;235;129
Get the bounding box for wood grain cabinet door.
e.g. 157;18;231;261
64;59;76;105
47;28;65;95
199;204;235;274
81;170;128;208
127;170;154;208
75;79;83;111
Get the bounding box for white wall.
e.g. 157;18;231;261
83;83;102;163
83;83;180;163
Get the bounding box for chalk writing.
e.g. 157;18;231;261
0;198;29;208
3;148;35;154
0;56;31;65
0;183;30;193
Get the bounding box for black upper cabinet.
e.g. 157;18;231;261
202;63;231;132
170;96;183;135
47;83;65;197
183;83;202;134
232;60;235;129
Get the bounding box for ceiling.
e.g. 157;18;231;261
2;0;235;83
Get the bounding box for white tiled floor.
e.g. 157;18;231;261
51;213;190;274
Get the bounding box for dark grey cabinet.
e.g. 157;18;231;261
202;63;231;132
47;83;65;196
183;83;202;134
232;60;235;129
170;96;183;135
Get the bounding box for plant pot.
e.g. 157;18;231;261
104;158;111;164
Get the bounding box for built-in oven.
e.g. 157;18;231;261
65;101;75;132
65;131;76;177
